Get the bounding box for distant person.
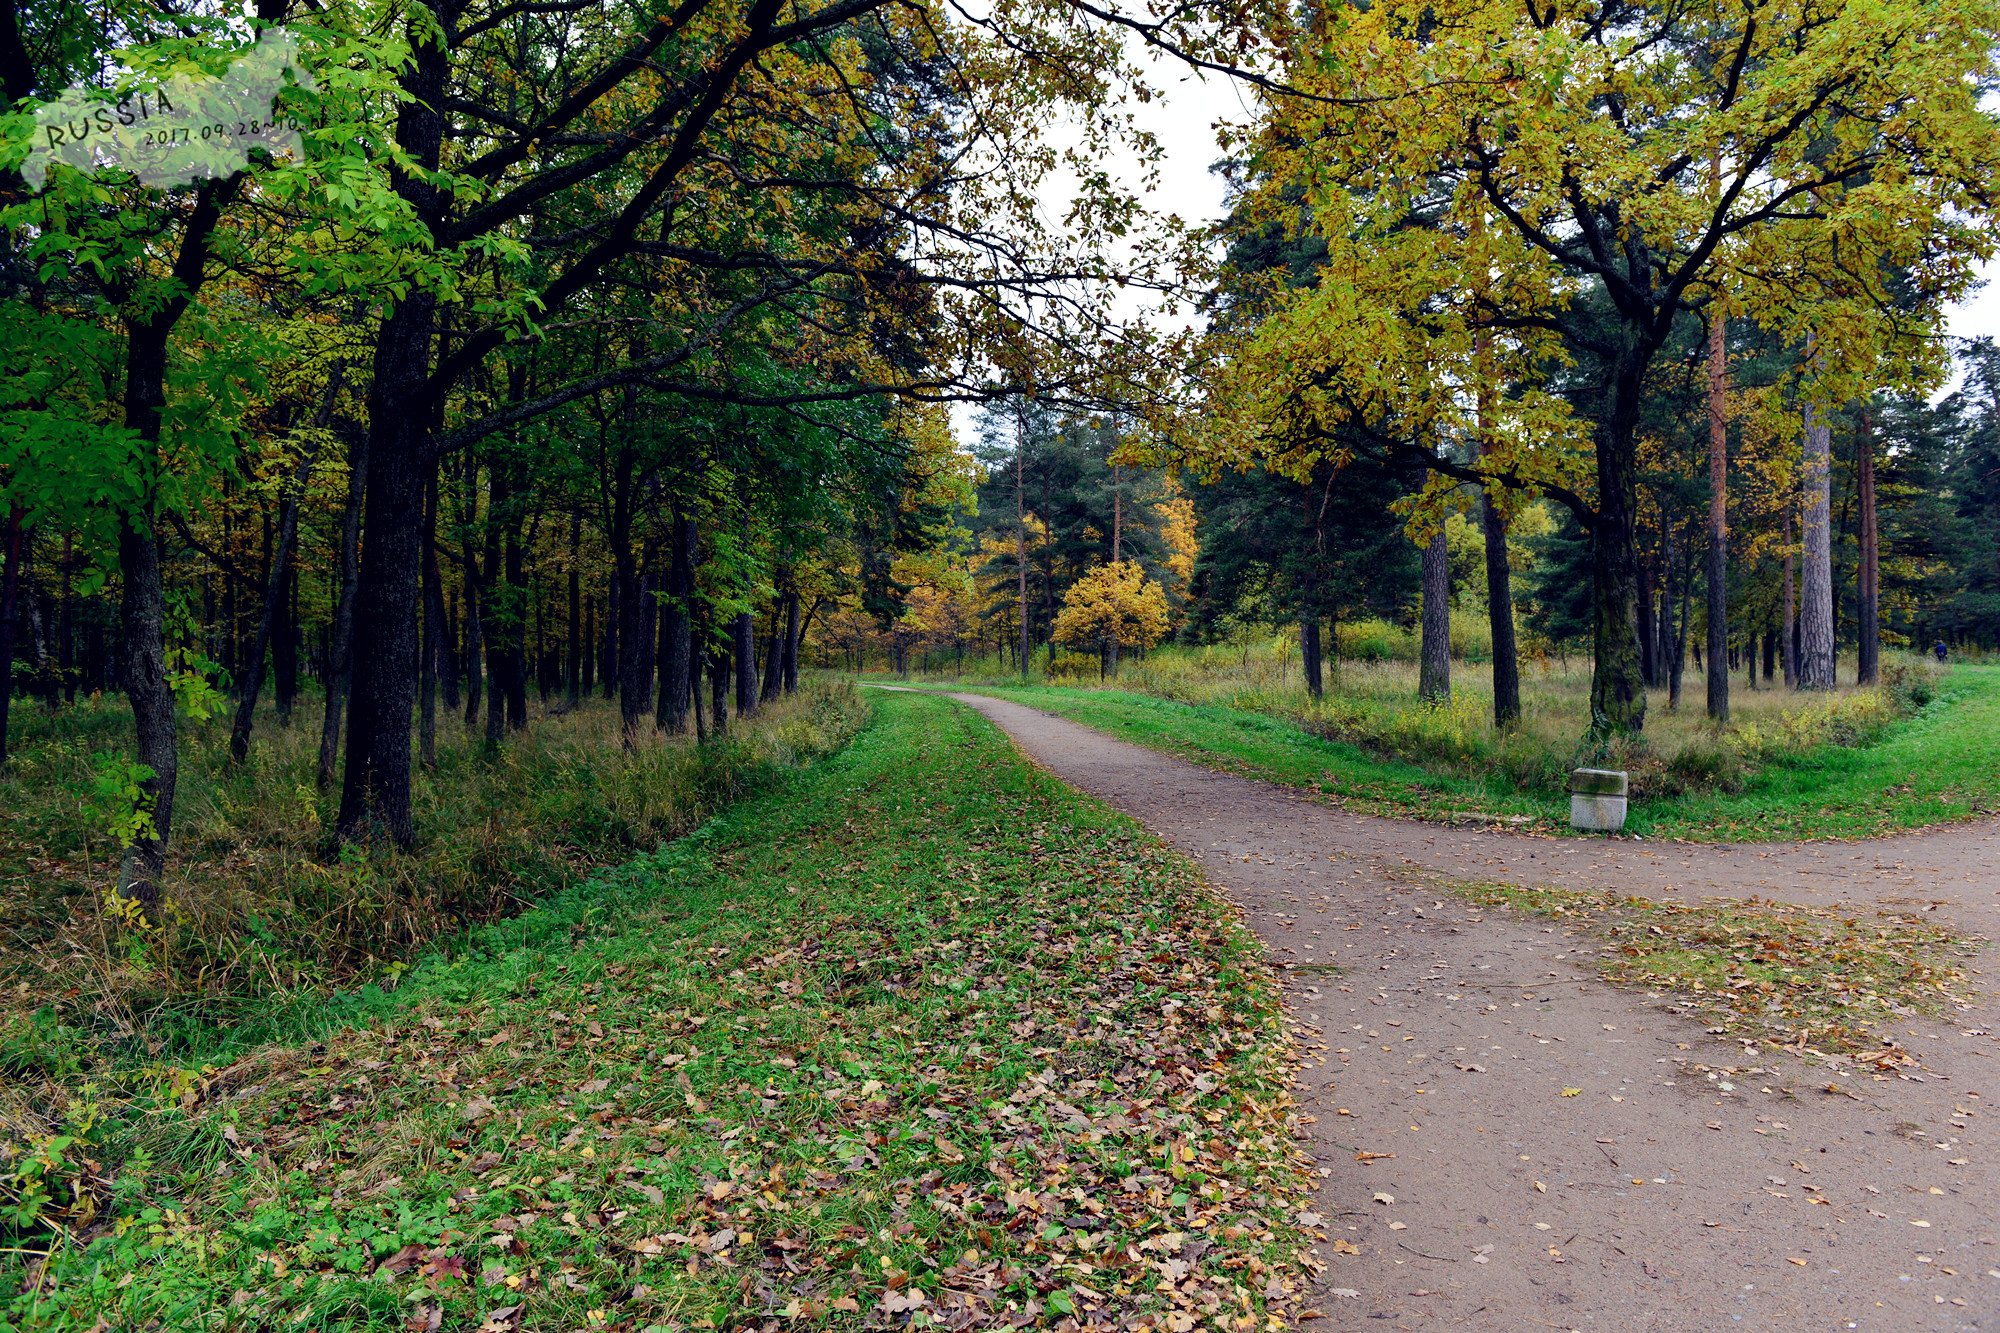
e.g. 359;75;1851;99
1935;639;1949;664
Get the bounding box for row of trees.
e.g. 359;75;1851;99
1152;0;2000;733
0;0;1275;909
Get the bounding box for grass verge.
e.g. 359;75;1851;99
2;690;1316;1332
1441;877;1983;1063
934;663;2000;841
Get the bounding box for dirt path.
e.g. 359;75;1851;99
895;689;2000;1333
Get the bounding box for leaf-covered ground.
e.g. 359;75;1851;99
1450;879;1984;1060
5;691;1316;1331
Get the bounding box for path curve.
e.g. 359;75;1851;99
893;689;2000;1333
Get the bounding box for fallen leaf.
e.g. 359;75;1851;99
1373;1193;1395;1205
1533;1181;1546;1193
1561;1088;1581;1097
1355;1150;1395;1163
1332;1240;1361;1255
1388;1221;1407;1231
1328;1288;1361;1299
1788;1258;1807;1266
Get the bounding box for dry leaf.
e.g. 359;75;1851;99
1533;1181;1546;1193
1560;1088;1581;1097
1373;1193;1395;1205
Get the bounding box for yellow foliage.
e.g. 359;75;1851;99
1052;561;1170;651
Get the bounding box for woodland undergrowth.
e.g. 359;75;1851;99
1;689;1317;1333
0;681;868;1071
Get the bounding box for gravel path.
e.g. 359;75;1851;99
893;689;2000;1333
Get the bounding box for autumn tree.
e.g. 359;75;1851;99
1209;0;2000;735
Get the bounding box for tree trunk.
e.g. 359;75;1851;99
582;594;594;702
709;636;729;737
611;445;647;744
1588;363;1648;735
1418;526;1450;703
318;427;369;787
461;465;485;731
735;609;757;716
336;292;438;846
1782;512;1797;689
759;588;784;703
783;592;802;693
1015;429;1030;680
1705;312;1730;722
660;509;695;733
1762;623;1776;684
504;506;528;731
419;472;441;768
567;509;582;707
275;563;298;722
1301;615;1322;700
228;419;327;764
0;505;22;765
115;520;178;913
1799;395;1836;690
1481;487;1520;726
1857;409;1880;686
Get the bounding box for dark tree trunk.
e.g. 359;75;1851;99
734;609;757;716
566;509;582;707
1588;356;1648;736
504;505;527;731
419;472;442;768
228;410;328;763
462;470;485;732
611;447;647;743
660;509;695;733
59;534;74;704
484;462;509;750
336;294;438;845
0;505;22;766
602;572;618;698
1301;615;1322;701
1857;410;1880;686
783;592;802;693
709;636;729;738
637;560;658;714
581;594;595;702
275;564;298;721
318;426;370;784
1762;623;1777;684
690;633;708;744
1482;491;1520;725
759;587;784;704
1418;527;1450;703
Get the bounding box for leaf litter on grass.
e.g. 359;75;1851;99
1451;880;1983;1063
6;693;1320;1332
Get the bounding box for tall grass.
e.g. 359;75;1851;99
893;631;1940;800
0;680;867;1067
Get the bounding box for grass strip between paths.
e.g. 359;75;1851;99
1398;870;1984;1065
6;690;1318;1332
938;666;2000;842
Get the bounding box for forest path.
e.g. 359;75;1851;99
875;687;2000;1332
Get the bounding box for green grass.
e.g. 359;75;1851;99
932;664;2000;842
3;691;1315;1331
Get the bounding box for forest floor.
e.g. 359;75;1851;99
3;690;1321;1332
921;661;2000;842
900;687;2000;1332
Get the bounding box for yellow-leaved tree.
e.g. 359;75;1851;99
1052;562;1171;679
1188;0;2000;736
